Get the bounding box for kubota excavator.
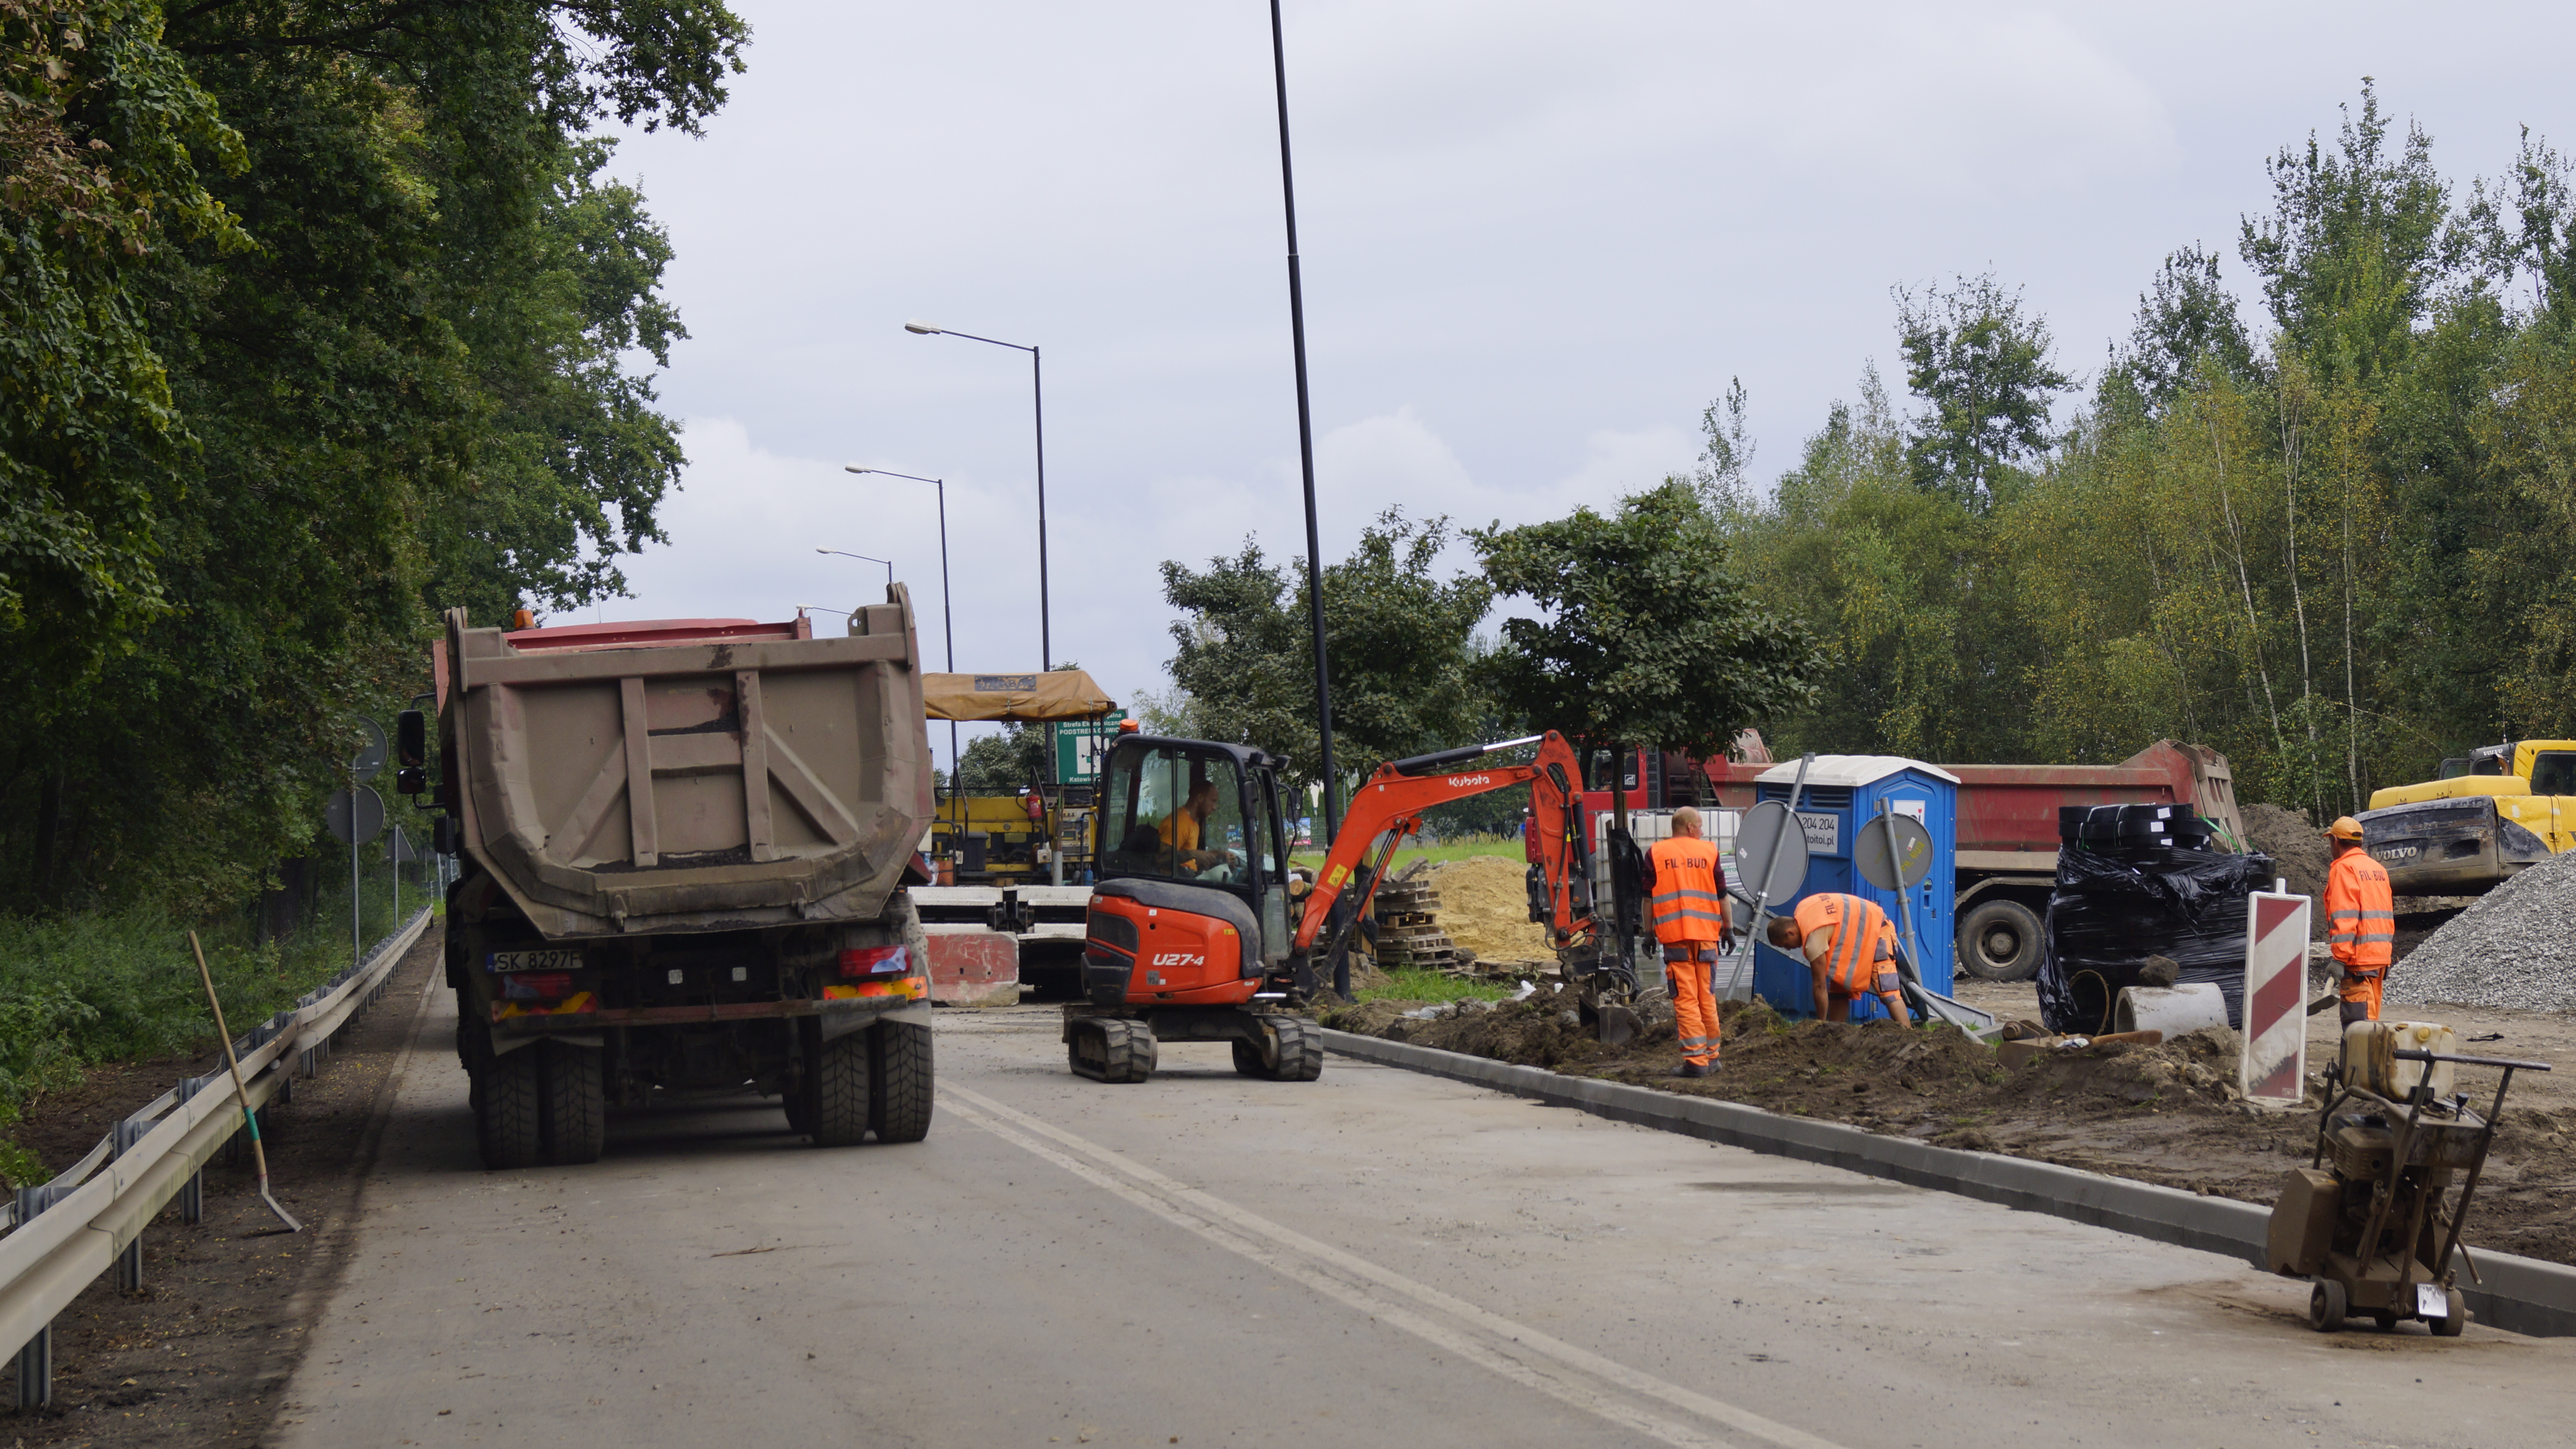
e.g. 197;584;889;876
1066;728;1636;1083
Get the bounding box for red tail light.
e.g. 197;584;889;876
838;945;911;978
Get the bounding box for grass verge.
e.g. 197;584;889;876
0;864;437;1185
1353;967;1514;1005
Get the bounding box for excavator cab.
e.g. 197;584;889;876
1065;737;1321;1084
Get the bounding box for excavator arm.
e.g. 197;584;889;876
1289;730;1596;964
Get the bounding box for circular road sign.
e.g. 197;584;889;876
350;715;387;783
1854;811;1935;891
328;786;386;846
1732;799;1811;902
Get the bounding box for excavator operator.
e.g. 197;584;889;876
1157;774;1229;876
1766;893;1914;1026
1646;807;1731;1077
2324;815;2395;1024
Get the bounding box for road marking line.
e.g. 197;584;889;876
944;1084;1843;1449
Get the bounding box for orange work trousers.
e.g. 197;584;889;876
1665;943;1722;1068
2339;968;2384;1026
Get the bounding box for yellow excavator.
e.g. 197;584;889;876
2359;740;2576;895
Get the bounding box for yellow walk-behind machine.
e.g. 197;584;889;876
2267;1021;2550;1335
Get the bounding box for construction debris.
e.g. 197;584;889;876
2390;848;2576;1012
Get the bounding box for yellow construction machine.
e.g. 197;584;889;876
2359;740;2576;895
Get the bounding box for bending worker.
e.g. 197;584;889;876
1646;807;1731;1078
1765;893;1914;1025
2324;816;2395;1024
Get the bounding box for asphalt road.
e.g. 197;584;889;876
275;980;2576;1449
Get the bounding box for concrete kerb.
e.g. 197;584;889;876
1318;1028;2576;1340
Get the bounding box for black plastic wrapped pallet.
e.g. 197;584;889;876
2037;843;2277;1034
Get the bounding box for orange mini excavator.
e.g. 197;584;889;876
1066;729;1627;1083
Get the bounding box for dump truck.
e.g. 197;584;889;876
2358;740;2576;896
414;596;939;1168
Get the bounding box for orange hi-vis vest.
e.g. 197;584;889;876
2324;849;2395;976
1647;835;1729;948
1792;892;1900;997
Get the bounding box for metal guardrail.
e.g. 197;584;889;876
0;907;434;1408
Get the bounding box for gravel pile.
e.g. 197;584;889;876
2388;848;2576;1011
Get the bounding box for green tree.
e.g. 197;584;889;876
1160;510;1495;796
1893;273;2071;510
2119;244;2255;411
1471;480;1821;822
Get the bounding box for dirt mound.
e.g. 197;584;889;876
2391;848;2576;1012
2241;802;2328;938
1324;985;2576;1266
1425;855;1555;965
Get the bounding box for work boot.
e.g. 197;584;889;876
1671;1062;1712;1079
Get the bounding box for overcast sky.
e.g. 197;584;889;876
601;1;2576;771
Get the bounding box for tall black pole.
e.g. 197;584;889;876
937;478;960;851
1270;0;1343;998
1032;346;1051;672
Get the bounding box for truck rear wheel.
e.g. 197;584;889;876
805;1028;872;1147
870;1019;935;1143
477;1047;543;1170
539;1042;606;1165
1958;899;2044;982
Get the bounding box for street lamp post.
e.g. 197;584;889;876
846;467;962;867
1268;0;1346;998
814;548;894;590
902;321;1048;670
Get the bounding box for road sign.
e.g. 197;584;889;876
2239;890;2313;1106
1052;711;1128;785
328;786;385;846
1854;812;1935;891
1732;800;1811;902
350;715;387;783
391;825;418;863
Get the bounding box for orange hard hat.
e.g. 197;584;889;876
2327;815;2364;842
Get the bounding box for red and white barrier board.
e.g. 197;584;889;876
2239;890;2312;1105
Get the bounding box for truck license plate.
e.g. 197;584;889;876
489;949;581;973
2417;1282;2447;1318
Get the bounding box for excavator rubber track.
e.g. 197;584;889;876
1068;1016;1158;1084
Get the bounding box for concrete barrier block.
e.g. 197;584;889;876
924;928;1018;1006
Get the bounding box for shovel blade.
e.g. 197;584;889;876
1595;1005;1637;1048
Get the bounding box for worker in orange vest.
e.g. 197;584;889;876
2324;816;2395;1025
1646;807;1732;1077
1765;893;1914;1025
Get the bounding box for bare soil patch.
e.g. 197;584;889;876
3;924;442;1444
1327;974;2576;1270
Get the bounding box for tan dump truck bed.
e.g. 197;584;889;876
438;596;935;940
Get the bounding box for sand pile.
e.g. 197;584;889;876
2389;848;2576;1011
1425;855;1555;965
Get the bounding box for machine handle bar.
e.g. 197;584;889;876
2393;1049;2552;1072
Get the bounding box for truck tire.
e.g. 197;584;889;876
1958;898;2044;982
538;1042;606;1165
806;1029;872;1147
870;1019;935;1143
477;1047;543;1170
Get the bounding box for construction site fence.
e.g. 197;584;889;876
0;905;434;1408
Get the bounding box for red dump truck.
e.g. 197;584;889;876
1698;740;2245;980
418;598;939;1167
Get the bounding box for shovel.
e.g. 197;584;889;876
190;932;302;1234
1893;945;2001;1041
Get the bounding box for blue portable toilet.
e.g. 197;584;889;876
1746;756;1959;1021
